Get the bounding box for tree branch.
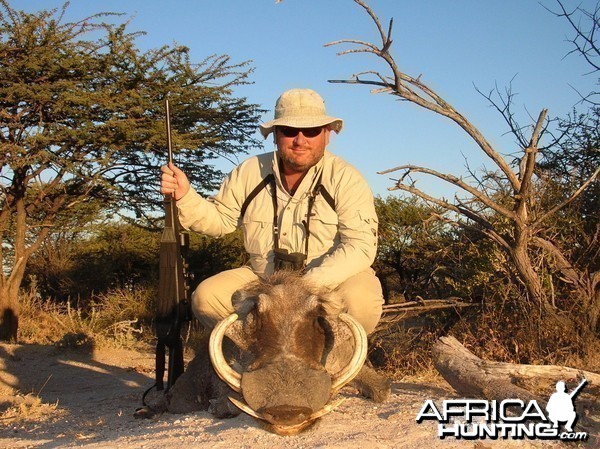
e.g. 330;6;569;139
379;164;516;219
383;178;511;251
326;3;522;192
533;165;600;227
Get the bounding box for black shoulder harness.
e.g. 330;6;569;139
240;173;276;219
240;173;335;220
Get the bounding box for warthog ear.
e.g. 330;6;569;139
306;294;321;311
255;293;271;314
232;289;257;317
232;291;271;317
319;290;346;318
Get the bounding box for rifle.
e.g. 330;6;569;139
153;98;193;393
569;378;587;399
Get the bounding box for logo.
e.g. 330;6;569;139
416;378;588;441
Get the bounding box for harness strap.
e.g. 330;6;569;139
271;177;280;249
239;171;336;255
302;173;325;255
240;173;275;218
318;184;336;211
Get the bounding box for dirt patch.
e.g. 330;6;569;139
0;343;593;448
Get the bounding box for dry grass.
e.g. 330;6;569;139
0;392;63;423
369;293;600;386
370;323;444;383
17;283;154;351
450;298;599;370
16;282;599;386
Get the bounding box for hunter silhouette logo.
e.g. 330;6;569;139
546;378;587;433
416;378;588;441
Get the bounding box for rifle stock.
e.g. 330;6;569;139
155;98;192;391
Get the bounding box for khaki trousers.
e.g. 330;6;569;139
191;267;384;334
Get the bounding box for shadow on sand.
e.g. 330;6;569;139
0;342;160;447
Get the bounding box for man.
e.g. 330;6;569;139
160;88;383;333
546;380;583;432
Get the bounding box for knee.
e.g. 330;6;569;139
191;277;224;329
191;267;259;329
347;299;383;335
337;272;383;334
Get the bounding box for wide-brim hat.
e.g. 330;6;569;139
259;88;344;139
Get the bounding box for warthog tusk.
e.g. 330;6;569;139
330;313;368;392
306;397;346;420
228;396;346;434
210;312;367;396
209;313;242;393
227;396;264;419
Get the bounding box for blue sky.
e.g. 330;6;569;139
19;0;599;198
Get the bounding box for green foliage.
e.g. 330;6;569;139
539;107;599;258
186;230;247;285
26;221;159;301
25;219;247;303
0;1;264;339
375;195;441;300
20;218;246;346
0;1;263;216
374;195;496;302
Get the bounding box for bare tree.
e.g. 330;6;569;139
324;0;599;334
545;0;600;104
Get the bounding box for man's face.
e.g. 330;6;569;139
275;126;330;175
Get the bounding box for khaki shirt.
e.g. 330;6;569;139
176;150;378;289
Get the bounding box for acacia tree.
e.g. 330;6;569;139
0;1;263;340
324;0;599;336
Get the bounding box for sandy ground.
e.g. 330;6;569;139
0;342;596;448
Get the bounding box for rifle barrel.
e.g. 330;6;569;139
165;98;173;164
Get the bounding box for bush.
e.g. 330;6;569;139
18;282;155;350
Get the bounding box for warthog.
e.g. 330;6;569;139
162;271;391;434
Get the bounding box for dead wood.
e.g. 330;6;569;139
373;298;473;335
325;0;600;333
432;336;600;404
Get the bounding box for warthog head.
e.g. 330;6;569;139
209;271;367;434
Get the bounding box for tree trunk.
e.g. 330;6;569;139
532;236;600;334
0;284;19;342
432;336;600;402
0;253;27;342
511;226;545;304
509;237;576;331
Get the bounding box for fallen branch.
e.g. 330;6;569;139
432;336;600;404
374;298;473;335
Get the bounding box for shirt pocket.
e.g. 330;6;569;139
241;206;274;257
307;199;339;253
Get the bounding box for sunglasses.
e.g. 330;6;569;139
277;126;324;138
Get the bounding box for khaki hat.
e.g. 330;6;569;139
259;88;344;138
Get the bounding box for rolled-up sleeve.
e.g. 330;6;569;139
176;167;244;238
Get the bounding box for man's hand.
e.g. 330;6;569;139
160;162;190;200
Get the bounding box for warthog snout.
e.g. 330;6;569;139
209;272;368;434
240;359;333;420
262;405;313;426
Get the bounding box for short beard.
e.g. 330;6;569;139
278;150;323;174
